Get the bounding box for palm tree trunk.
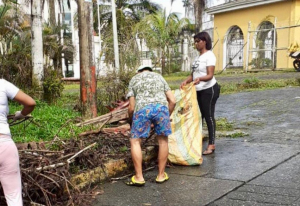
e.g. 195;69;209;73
193;0;205;33
49;0;56;26
161;54;166;74
31;0;44;88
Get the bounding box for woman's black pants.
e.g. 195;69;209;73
196;83;220;145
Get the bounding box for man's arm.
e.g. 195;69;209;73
165;90;176;115
128;96;135;126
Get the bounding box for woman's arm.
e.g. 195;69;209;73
180;74;193;89
13;90;36;116
193;66;215;85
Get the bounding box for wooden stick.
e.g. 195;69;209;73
37;173;61;188
35;143;97;171
36;162;66;171
67;142;97;163
20;150;64;153
76;108;128;127
79;117;111;137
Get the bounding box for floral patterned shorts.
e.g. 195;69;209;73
131;104;172;138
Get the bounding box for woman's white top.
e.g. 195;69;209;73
192;50;217;91
0;79;19;136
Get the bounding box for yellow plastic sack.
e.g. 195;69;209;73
168;83;203;165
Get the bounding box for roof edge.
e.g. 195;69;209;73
206;0;288;15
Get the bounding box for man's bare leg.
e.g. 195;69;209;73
130;138;144;182
156;135;168;181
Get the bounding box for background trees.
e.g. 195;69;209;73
135;10;190;74
98;0;160;71
0;1;33;88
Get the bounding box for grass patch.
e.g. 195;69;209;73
63;83;80;91
243;121;265;127
220;78;300;94
215;117;234;131
9;99;91;143
224;131;249;138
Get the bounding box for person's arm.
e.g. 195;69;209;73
128;96;135;126
180;74;193;89
13;90;36;119
193;66;215;85
165;90;176;115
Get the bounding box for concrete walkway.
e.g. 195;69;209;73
92;86;300;206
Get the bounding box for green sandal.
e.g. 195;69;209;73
125;176;145;187
155;172;169;184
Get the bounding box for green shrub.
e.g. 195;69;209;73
97;69;136;115
43;67;64;104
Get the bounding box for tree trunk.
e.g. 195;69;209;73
193;0;205;33
161;54;166;74
31;0;44;88
78;0;97;119
49;0;56;26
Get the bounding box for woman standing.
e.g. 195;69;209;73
0;79;36;205
180;31;220;155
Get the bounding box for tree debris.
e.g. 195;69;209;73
0;102;157;206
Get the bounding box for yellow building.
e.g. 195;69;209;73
206;0;300;71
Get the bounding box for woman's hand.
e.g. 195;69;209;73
194;78;201;85
180;81;187;89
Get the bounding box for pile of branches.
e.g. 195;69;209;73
0;131;134;206
1;102;157;206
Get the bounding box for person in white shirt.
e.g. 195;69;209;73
0;79;36;206
181;32;220;155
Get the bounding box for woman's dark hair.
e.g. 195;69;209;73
194;32;212;50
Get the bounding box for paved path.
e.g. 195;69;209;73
93;86;300;206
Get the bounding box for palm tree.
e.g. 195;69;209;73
43;22;74;74
98;0;161;71
135;10;190;73
0;2;33;88
42;0;71;26
182;0;192;18
193;0;205;32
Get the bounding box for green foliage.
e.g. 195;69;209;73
65;70;74;77
43;22;74;75
98;0;159;72
9;100;88;143
43;67;64;104
120;146;128;152
225;132;249;138
216;118;234;131
97;69;136;115
135;10;190;74
243;77;259;88
219;78;300;94
249;58;273;69
0;3;33;88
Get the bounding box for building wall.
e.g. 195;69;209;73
213;0;299;71
202;0;226;40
